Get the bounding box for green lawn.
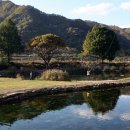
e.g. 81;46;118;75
0;78;89;95
0;78;130;95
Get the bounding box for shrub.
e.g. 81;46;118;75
119;66;125;73
93;65;102;73
110;66;117;72
0;63;9;70
41;69;70;81
0;70;16;78
16;73;23;80
103;65;110;73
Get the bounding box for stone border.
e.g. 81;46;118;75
0;82;130;105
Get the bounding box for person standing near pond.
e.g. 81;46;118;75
87;69;91;79
30;71;33;80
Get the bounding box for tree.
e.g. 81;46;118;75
83;25;120;62
0;18;23;63
28;34;65;68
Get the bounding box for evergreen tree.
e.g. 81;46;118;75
83;25;120;62
0;18;23;63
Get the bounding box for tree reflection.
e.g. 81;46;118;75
83;89;120;114
0;92;84;125
0;88;121;126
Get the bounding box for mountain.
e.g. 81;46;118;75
0;0;130;51
111;26;130;49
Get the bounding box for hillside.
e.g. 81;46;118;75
0;0;130;51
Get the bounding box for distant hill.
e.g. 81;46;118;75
0;0;130;51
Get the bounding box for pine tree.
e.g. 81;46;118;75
0;18;23;63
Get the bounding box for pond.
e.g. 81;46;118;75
0;87;130;130
72;73;130;81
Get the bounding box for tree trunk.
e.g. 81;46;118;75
45;62;50;69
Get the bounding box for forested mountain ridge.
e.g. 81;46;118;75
0;0;130;51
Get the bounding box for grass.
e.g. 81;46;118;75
0;78;89;95
0;77;130;95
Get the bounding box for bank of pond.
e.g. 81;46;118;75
0;62;129;80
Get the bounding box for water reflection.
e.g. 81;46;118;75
72;73;129;81
0;93;84;124
0;87;130;130
83;89;120;114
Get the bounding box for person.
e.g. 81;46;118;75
30;71;33;80
87;69;91;79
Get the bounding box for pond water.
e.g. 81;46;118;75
72;73;130;81
0;87;130;130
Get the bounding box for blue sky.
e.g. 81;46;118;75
11;0;130;28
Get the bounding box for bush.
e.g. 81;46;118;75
103;65;110;73
0;63;9;70
110;66;117;72
93;65;102;73
119;66;125;73
41;69;70;81
16;73;23;80
0;70;16;78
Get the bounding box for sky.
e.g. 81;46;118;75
10;0;130;28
